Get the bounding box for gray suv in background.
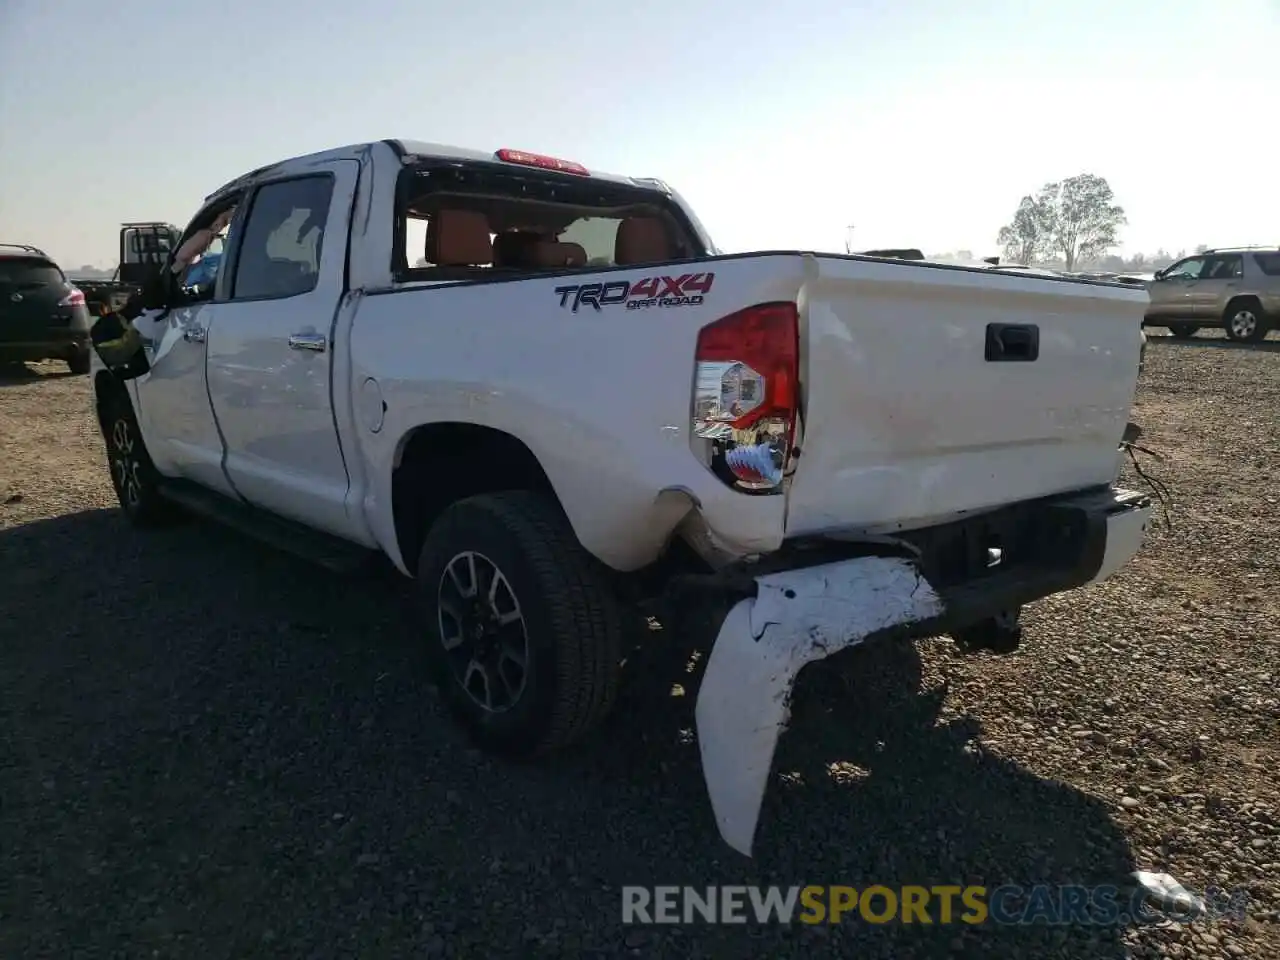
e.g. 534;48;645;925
1144;246;1280;343
0;244;93;373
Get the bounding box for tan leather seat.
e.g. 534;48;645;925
492;230;541;268
531;241;587;268
614;217;670;265
426;210;492;266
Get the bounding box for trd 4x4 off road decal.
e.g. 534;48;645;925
554;272;715;313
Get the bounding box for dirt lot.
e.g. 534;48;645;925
2;334;1278;959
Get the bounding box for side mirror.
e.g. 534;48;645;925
1152;269;1166;280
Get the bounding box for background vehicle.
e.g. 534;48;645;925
1144;246;1280;342
0;243;93;373
72;222;183;320
88;139;1151;856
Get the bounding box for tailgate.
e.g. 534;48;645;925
784;257;1146;537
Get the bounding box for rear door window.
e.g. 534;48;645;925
1202;254;1243;279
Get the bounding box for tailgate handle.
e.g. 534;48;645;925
985;323;1039;362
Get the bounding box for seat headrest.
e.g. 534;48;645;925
426;210;492;266
614;217;670;266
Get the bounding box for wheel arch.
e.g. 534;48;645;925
1224;293;1264;317
390;421;564;577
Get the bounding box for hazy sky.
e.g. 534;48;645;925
2;0;1277;267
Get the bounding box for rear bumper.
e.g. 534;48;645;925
693;486;1151;856
897;485;1150;638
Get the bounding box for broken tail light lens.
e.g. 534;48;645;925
691;302;799;493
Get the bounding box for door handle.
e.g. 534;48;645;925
182;327;206;343
288;332;327;352
985;323;1040;362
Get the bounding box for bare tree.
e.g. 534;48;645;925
1037;174;1126;271
996;195;1050;265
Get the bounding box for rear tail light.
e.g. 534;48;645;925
691;302;799;493
58;288;86;308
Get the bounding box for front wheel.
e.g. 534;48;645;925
415;491;625;758
99;391;176;527
1168;324;1200;340
1224;301;1268;343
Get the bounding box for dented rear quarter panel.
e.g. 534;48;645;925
344;256;810;573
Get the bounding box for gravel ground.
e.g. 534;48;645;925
1;333;1277;959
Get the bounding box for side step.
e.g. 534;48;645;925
158;480;377;574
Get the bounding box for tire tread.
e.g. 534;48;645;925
419;490;623;755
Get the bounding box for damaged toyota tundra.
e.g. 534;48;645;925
90;139;1152;857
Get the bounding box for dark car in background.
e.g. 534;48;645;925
0;244;93;374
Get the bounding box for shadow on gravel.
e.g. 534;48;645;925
1;509;1138;960
1145;335;1280;354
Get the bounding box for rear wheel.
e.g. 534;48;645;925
1168;324;1200;340
1224;300;1268;343
66;347;91;375
99;391;176;527
416;491;624;757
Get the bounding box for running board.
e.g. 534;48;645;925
158;480;376;574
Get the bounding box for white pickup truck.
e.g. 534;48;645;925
90;139;1152;856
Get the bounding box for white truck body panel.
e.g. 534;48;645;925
346;254;809;573
127;302;235;499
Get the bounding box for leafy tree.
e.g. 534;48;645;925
1038;174;1126;271
996;195;1050;265
996;174;1127;271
